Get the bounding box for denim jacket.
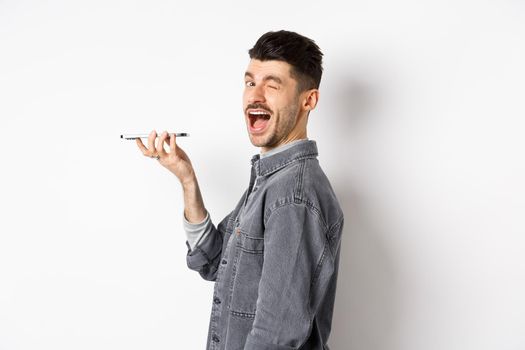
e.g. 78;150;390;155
186;140;344;350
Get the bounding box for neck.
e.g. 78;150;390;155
261;130;308;154
260;138;309;158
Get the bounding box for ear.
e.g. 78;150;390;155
301;89;319;112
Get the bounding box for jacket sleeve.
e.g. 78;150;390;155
244;202;334;349
185;210;232;281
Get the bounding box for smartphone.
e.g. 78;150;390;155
120;133;190;140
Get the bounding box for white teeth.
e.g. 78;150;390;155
249;110;270;116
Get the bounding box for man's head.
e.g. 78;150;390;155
243;30;323;153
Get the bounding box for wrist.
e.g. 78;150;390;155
181;173;197;190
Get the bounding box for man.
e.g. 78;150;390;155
137;30;344;350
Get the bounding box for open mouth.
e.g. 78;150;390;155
248;110;271;133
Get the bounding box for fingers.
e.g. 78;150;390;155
136;129;159;158
135;137;147;153
147;130;157;153
169;132;177;155
156;131;169;157
135;129;177;160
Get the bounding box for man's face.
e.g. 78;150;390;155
243;59;303;152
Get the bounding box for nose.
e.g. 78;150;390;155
246;84;265;104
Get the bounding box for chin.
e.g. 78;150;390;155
248;134;269;148
248;137;265;148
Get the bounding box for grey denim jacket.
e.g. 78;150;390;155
186;140;344;350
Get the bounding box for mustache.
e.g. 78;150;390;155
245;103;273;115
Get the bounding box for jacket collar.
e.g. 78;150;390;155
250;139;318;177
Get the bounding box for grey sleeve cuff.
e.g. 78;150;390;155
183;210;214;251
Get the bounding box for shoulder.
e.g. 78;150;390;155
264;157;343;229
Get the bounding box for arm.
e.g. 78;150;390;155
186;189;248;281
136;130;222;280
244;203;333;349
185;211;231;281
183;209;213;251
181;174;207;223
136;129;208;223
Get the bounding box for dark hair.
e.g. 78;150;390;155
248;30;323;93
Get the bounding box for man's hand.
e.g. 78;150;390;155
136;129;195;186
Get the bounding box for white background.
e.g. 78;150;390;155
1;1;524;349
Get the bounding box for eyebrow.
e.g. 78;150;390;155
244;72;283;85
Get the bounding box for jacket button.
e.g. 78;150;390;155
214;297;221;305
221;259;227;265
212;335;220;343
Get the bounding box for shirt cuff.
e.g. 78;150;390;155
183;210;213;251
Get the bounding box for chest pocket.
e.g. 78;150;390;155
237;231;264;253
229;229;265;316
